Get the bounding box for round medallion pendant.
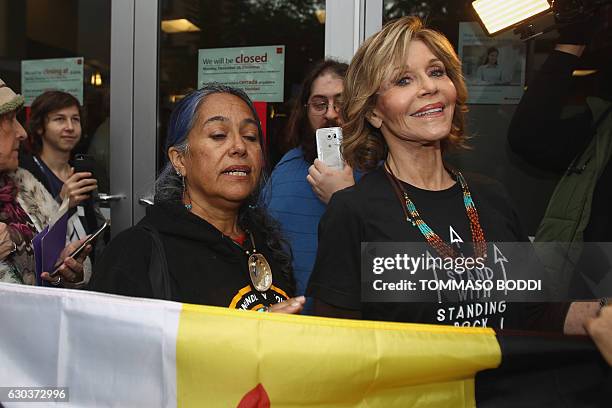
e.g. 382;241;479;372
248;253;272;292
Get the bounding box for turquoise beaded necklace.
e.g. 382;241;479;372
384;162;487;259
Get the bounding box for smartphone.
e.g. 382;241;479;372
73;154;97;176
49;221;109;276
73;153;98;202
315;127;344;170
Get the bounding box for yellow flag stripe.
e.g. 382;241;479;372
177;304;501;407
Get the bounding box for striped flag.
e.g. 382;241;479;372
0;283;607;407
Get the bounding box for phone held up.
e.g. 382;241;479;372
72;154;97;176
315;127;344;170
72;153;98;203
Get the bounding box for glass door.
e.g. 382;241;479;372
0;0;114;223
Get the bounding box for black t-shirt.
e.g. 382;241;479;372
88;202;291;310
307;168;568;330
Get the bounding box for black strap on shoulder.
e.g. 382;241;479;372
138;223;172;300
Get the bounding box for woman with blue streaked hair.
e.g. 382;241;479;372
89;84;304;313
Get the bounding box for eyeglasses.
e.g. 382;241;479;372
304;100;341;116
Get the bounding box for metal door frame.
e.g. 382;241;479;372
324;0;382;62
109;0;158;236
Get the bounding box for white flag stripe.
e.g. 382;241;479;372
0;283;180;408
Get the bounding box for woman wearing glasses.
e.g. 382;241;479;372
263;59;360;314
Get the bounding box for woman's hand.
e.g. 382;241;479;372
60;169;98;208
307;159;355;204
0;222;15;260
585;305;612;366
41;236;92;288
268;296;306;314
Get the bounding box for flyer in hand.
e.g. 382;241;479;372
33;199;70;286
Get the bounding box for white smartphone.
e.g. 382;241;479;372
315;127;344;170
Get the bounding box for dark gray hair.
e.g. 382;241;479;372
154;138;189;203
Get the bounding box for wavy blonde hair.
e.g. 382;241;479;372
342;16;469;171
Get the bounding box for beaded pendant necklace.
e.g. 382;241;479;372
384;163;487;259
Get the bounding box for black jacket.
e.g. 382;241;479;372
88;201;293;309
507;50;612;242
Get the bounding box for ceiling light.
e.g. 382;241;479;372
90;72;102;87
161;19;201;34
169;94;186;103
314;9;326;24
572;69;597;77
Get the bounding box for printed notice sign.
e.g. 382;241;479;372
21;58;84;106
198;45;285;102
458;22;526;104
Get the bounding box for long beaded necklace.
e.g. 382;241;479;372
384;162;487;259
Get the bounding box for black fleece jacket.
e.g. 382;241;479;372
88;201;293;308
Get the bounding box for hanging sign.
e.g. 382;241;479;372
198;45;285;102
21;57;84;106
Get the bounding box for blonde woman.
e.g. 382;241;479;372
306;17;598;333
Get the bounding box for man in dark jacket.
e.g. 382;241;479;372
508;27;612;299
